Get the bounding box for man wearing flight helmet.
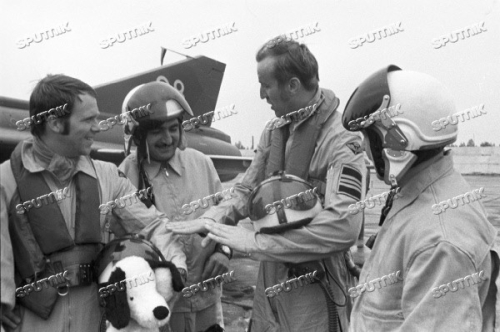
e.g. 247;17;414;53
342;65;499;331
167;36;366;331
118;82;229;332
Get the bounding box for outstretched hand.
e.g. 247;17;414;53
205;222;257;254
166;219;208;234
166;218;214;247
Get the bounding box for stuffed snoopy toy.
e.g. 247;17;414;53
98;255;184;332
95;235;185;332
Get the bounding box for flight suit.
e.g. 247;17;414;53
120;148;225;332
350;151;499;332
201;87;366;332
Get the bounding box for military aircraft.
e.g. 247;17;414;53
0;55;252;182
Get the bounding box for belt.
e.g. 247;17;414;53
45;243;103;294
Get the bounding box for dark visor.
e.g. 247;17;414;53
342;65;401;131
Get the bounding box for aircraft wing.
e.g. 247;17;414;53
207;155;253;180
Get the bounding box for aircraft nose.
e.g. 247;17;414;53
153;306;169;320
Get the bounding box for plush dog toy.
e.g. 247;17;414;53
98;255;184;332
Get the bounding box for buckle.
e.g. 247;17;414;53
79;263;93;286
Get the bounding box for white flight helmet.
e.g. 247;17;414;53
248;172;322;234
342;65;457;187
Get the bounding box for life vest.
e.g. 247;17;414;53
8;142;101;280
265;89;339;190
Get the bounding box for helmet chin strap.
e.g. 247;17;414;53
381;149;418;188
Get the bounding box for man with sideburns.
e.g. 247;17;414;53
0;74;186;332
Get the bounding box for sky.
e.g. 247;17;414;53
1;0;499;149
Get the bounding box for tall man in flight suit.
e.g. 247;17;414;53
0;75;186;332
118;82;230;332
167;36;366;332
342;66;499;331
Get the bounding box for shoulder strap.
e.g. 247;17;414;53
266;94;339;180
10;143;101;253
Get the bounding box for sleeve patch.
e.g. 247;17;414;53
337;165;362;200
347;142;363;155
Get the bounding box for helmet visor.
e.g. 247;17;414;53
342;65;401;131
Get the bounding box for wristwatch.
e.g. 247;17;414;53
214;243;233;260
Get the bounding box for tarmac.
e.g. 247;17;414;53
219;172;500;331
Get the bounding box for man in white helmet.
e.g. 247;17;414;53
118;82;229;332
342;65;499;331
167;36;366;332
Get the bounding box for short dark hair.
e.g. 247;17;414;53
256;35;319;91
29;74;97;137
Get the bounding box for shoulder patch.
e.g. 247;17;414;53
337;165;362;200
346;142;363;155
118;170;127;179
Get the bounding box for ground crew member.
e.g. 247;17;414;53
119;82;230;332
167;36;366;332
342;65;499;331
0;75;186;332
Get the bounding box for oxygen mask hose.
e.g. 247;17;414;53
317;277;341;332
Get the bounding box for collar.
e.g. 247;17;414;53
291;86;324;131
142;148;183;178
21;138;97;179
270;87;323;131
385;149;454;221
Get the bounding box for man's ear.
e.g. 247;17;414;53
46;115;66;134
289;77;301;94
106;267;130;329
148;260;185;292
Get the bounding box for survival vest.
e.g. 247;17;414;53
9;142;101;280
265;89;339;193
